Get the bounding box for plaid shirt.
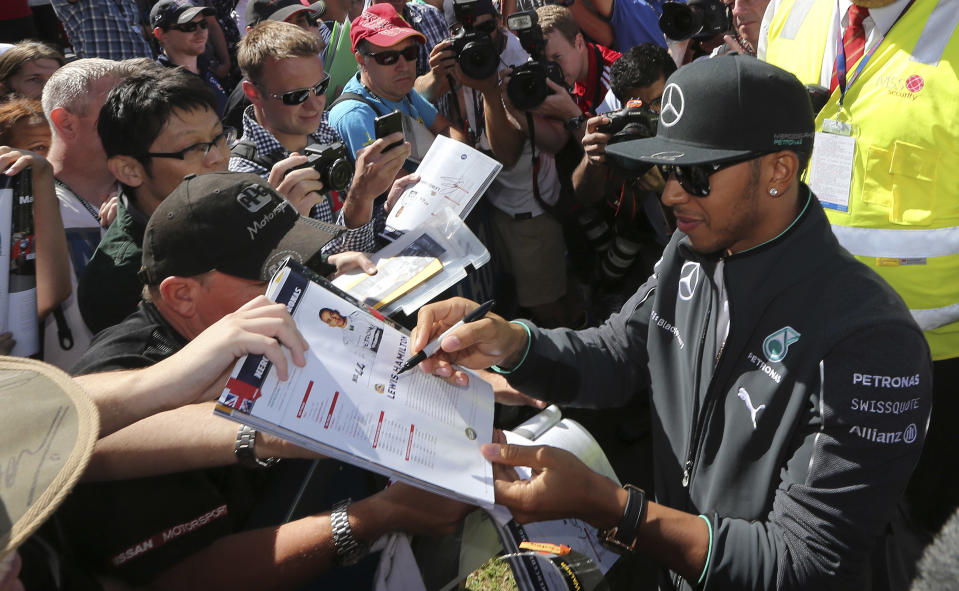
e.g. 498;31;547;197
229;105;375;254
51;0;154;60
405;2;452;117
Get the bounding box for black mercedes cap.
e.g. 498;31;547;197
606;54;815;167
150;0;214;29
246;0;318;27
140;172;344;285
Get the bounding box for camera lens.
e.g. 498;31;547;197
326;158;354;192
659;2;701;40
459;39;498;79
508;68;548;111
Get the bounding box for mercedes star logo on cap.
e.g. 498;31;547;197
660;83;685;128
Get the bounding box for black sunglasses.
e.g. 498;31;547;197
267;74;331;105
657;154;761;197
144;127;236;160
363;45;419;66
171;19;208;33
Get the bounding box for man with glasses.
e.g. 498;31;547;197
369;0;452;115
409;56;931;590
232;20;409;255
222;0;333;131
329;3;462;172
150;0;228;115
77;68;229;334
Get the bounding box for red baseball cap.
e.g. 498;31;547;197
350;3;426;54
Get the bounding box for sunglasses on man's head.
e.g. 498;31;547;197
657;154;760;197
267;73;331;105
363;45;419;66
170;19;208;33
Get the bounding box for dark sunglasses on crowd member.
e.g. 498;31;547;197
657;153;762;197
266;73;331;106
170;19;208;33
363;45;419;66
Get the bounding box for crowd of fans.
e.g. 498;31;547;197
0;0;957;589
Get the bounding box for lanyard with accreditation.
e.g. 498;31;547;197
809;0;916;212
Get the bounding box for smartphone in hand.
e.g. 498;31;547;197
374;110;404;152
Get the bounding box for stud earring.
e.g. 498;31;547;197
768;187;780;196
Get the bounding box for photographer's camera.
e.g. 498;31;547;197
291;142;354;193
505;11;565;111
659;0;731;41
450;0;499;80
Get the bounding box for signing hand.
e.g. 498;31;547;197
409;297;528;385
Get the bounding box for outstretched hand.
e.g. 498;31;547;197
481;442;625;527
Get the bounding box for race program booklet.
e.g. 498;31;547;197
383;134;502;238
214;260;496;506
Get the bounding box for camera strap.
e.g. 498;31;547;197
524;111;555;218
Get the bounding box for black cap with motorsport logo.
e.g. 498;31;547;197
246;0;319;27
606;55;814;167
139;172;343;285
150;0;214;29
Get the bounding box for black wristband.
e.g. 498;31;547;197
599;484;647;553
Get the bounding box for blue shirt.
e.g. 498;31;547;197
328;73;438;172
610;0;667;51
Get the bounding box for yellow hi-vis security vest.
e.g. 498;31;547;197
766;0;959;361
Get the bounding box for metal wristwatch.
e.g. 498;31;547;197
234;425;279;469
599;484;647;553
330;498;370;566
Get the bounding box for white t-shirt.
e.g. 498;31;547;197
596;88;621;115
462;32;561;218
42;182;106;370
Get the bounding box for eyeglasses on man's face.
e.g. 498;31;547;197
143;126;236;160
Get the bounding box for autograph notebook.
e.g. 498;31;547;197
215;260;496;506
